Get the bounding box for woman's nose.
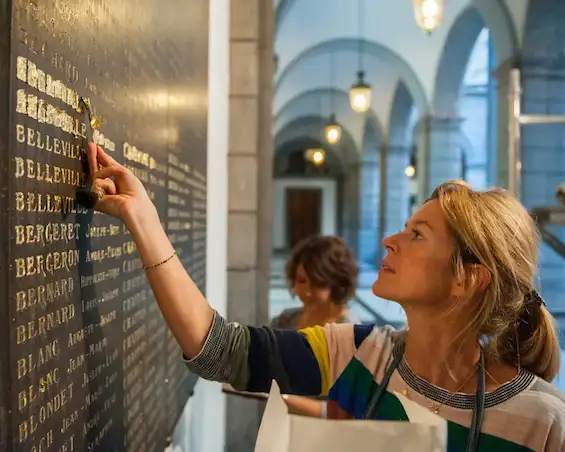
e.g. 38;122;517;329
382;233;399;253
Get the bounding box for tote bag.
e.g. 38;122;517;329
254;381;447;452
253;327;447;452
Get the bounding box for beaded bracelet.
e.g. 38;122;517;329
142;251;177;271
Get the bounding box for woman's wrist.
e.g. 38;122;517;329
123;203;175;263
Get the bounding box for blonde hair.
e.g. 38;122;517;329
429;180;560;382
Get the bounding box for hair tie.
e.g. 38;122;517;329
525;290;546;307
516;290;545;342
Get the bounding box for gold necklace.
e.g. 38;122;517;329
403;364;479;415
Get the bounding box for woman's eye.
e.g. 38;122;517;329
411;229;422;240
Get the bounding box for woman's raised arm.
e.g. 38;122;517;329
87;143;334;400
88;143;213;358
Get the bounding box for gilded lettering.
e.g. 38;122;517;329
16;304;76;345
14;250;79;279
16;89;27;114
17;340;60;378
17;56;28;82
18;368;60;411
18;383;74;442
15;191;87;214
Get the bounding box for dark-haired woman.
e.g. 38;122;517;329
271;235;358;330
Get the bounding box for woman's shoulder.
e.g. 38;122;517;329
270;307;302;328
524;376;565;415
321;323;405;381
504;376;565;449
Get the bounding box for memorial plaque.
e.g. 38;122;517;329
0;1;208;450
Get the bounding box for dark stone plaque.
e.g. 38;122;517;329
0;1;208;451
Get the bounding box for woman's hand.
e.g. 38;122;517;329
87;142;156;225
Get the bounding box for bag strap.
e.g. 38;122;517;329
259;326;293;394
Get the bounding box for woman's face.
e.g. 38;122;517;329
293;264;331;306
372;200;459;307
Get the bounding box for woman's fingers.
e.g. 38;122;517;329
87;143;99;175
93;165;125;181
88;142;121;170
96;145;120;167
92;176;117;196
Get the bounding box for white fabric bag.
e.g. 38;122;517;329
254;381;447;452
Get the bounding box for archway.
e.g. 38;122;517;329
276;38;428;114
521;0;565;351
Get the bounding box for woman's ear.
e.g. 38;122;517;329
452;264;490;299
471;264;491;293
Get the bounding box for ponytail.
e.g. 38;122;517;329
517;305;561;382
499;291;561;382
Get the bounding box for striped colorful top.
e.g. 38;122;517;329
184;312;565;451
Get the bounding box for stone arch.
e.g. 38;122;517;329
275;87;385;149
275;0;293;37
275;115;359;166
276;38;428;114
274;137;345;177
389;81;416;148
433;2;517;115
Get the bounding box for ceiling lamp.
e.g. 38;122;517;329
349;71;371;113
324;114;342;144
413;0;443;34
405;165;416;178
304;148;326;166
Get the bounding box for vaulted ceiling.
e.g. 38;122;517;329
273;0;530;159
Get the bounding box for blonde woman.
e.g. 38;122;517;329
89;143;565;451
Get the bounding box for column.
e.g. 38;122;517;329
341;162;362;258
226;0;274;450
416;116;464;199
520;62;565;319
358;155;380;269
428;117;464;191
384;146;411;238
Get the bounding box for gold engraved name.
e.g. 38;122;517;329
123;339;147;371
123;142;156;168
122;274;144;294
18;368;60;411
82;411;100;437
84;245;122;263
14;156;84;187
15;124;82;160
168;194;186;205
16;304;75;344
167;179;190;195
15;250;79;279
67;353;85;374
122;258;142;273
82;362;104;388
17;340;60;378
80;267;120;288
17;56;80;110
15;223;79;246
16;276;74;312
18;383;74;443
100;310;116;326
125;164;148;183
88;337;108;357
123;309;147;333
16;88;86;138
82;288;119;313
123;290;146;313
124;360;142;390
67;324;96;348
61;409;79;434
87;418;112;452
15;191;87;214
